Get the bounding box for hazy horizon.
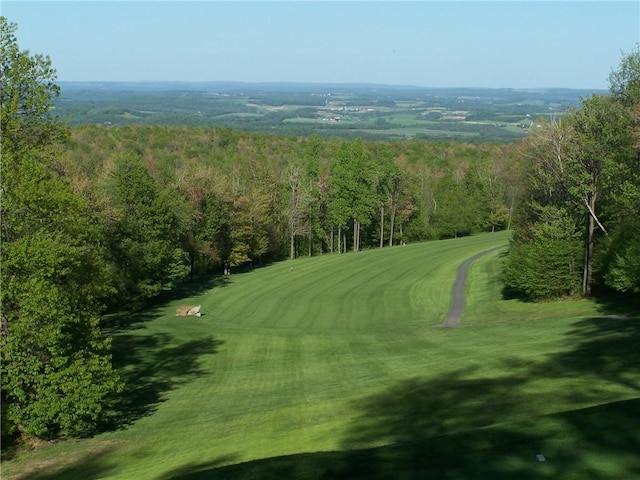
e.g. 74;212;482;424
4;1;639;90
56;79;609;92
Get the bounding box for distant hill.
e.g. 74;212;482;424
55;82;606;142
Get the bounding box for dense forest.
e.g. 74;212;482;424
62;124;521;290
504;50;640;300
1;14;638;447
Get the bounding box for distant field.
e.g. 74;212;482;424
5;232;638;480
55;83;603;142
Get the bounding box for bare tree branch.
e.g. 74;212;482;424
584;195;608;235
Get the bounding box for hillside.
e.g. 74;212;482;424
5;232;638;480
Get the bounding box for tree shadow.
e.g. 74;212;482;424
167;274;232;302
536;315;640;393
340;372;554;479
104;332;223;430
100;274;231;334
337;314;640;478
592;291;640;319
151;314;640;479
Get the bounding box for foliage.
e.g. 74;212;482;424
599;222;640;293
61;126;516;259
504;48;640;300
327;139;377;251
503;206;582;299
104;153;190;303
1;18;121;442
1;149;122;439
0;17;66;153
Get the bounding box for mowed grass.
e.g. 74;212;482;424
5;231;640;480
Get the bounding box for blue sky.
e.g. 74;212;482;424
3;1;639;88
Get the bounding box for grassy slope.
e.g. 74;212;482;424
5;232;639;480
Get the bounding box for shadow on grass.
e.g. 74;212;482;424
158;314;640;479
100;274;231;334
105;332;223;430
94;274;229;431
539;315;640;393
593;291;640;319
157;398;639;480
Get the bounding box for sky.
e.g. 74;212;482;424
3;1;639;89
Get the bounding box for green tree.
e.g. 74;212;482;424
327;139;376;252
105;152;190;303
601;224;640;293
504;205;583;299
284;164;312;259
175;164;232;277
369;148;402;248
2;151;122;439
514;98;628;296
303;136;325;256
505;50;640;299
0;17;66;153
432;175;481;238
228;189;272;266
1;18;121;441
599;47;640;293
569;95;632;295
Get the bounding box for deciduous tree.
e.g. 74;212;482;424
1;18;121;441
105;152;189;303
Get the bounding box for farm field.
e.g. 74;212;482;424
55;82;603;142
4;232;639;480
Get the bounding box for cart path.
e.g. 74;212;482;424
441;245;507;327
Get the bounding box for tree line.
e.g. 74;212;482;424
60;123;520;306
2;14;638;446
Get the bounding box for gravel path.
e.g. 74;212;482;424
441;245;506;327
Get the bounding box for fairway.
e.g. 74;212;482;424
6;232;639;480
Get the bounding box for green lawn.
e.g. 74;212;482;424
5;232;639;480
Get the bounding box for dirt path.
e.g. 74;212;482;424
441;245;506;327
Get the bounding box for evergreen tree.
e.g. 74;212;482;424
504;205;583;299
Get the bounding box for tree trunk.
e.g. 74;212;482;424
353;218;359;252
337;226;341;254
290;231;295;260
389;205;397;247
380;205;384;248
582;192;597;297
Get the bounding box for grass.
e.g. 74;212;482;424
3;231;639;480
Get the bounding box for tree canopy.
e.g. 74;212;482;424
504;47;640;300
1;17;122;443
